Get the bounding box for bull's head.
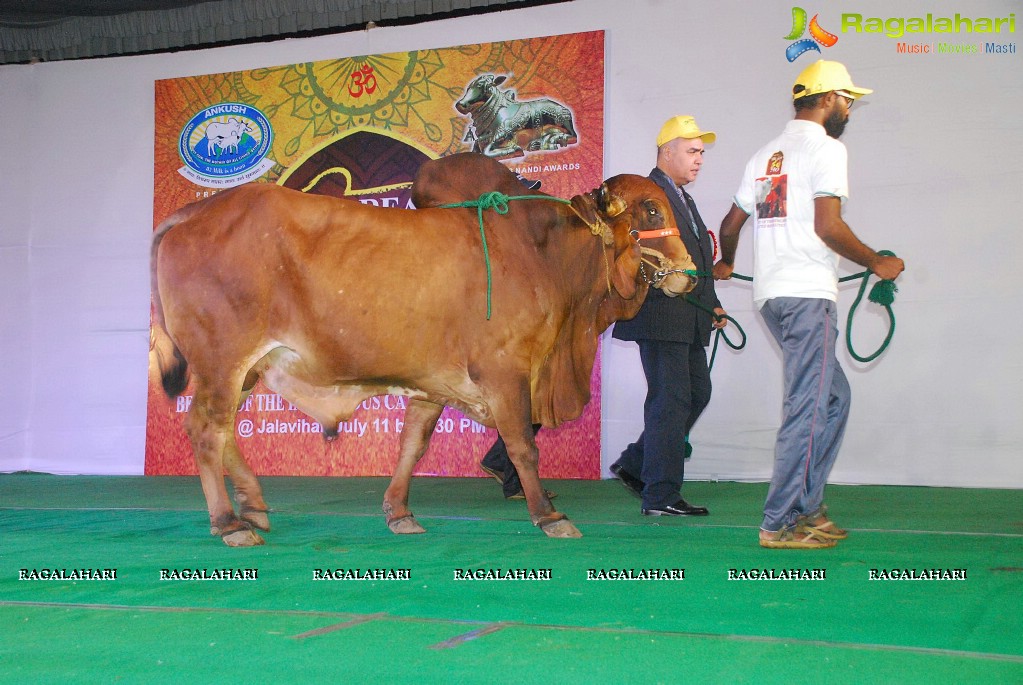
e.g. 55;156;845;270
455;74;506;114
571;175;697;299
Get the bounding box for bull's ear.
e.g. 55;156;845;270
569;192;600;227
611;241;642;300
596;183;627;217
494;75;508;86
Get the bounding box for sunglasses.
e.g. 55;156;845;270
834;90;856;108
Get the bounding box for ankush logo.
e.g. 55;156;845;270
177;102;275;188
784;7;838;62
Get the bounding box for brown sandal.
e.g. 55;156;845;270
796;506;848;540
796;517;848;540
759;526;837;549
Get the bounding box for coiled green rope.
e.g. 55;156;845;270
438;192;571;319
717;248;900;364
682;295;747;371
842;250;899;362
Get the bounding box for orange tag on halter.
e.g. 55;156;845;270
633;228;681;240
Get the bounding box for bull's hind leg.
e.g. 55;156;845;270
186;377;264;547
224;437;270;533
225;380;271;532
382;400;444;534
495;398;582;539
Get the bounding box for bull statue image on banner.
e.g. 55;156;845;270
456;73;579;159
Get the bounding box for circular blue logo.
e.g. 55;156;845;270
178;103;273;183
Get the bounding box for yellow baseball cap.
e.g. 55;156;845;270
792;60;872;100
656;115;716;146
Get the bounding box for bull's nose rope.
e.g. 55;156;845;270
637;248;700;290
437;192;572;319
689;249;900;368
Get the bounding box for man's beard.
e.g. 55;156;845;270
824;110;847;139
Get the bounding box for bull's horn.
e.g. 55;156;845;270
596;183;626;218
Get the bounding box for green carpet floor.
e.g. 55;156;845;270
1;474;1021;684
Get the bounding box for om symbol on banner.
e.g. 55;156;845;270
348;64;378;98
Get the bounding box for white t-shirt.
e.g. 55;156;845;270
733;119;848;308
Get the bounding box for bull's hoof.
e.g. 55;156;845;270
221;528;265;547
539;517;582;538
241;508;271;532
387;515;426;535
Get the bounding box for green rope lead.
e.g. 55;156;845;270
682;294;747;371
729;248;900;363
844;250;899;363
437;192;571;319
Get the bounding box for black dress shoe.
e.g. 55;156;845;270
507;488;557;500
515;173;542;190
642;499;709;516
480;463;506;484
610;463;644;498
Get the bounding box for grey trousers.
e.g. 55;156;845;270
759;297;851;531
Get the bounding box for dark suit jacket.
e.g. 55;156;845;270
612;167;722;346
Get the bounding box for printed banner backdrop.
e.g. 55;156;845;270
145;31;606;479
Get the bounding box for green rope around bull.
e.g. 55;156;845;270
438;192;572;319
438;190;708;319
689;248;900;368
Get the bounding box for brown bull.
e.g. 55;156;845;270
150;152;696;546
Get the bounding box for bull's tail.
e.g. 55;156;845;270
151;326;189;398
150;216;190;398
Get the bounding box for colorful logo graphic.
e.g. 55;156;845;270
177;103;274;187
784;7;839;61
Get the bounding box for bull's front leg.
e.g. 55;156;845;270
382;399;444;534
497;406;582;539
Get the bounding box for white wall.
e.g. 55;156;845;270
1;0;1020;486
0;66;34;470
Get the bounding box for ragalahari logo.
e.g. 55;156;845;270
784;7;839;61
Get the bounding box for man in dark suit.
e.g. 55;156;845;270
610;115;726;516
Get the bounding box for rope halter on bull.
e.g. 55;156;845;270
631;227;697;289
438;191;699;319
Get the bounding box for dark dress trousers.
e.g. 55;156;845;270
611;167;722;508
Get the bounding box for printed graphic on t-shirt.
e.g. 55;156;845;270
755;175;787;221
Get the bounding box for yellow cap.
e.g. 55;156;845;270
792;60;873;100
656;115;716;147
